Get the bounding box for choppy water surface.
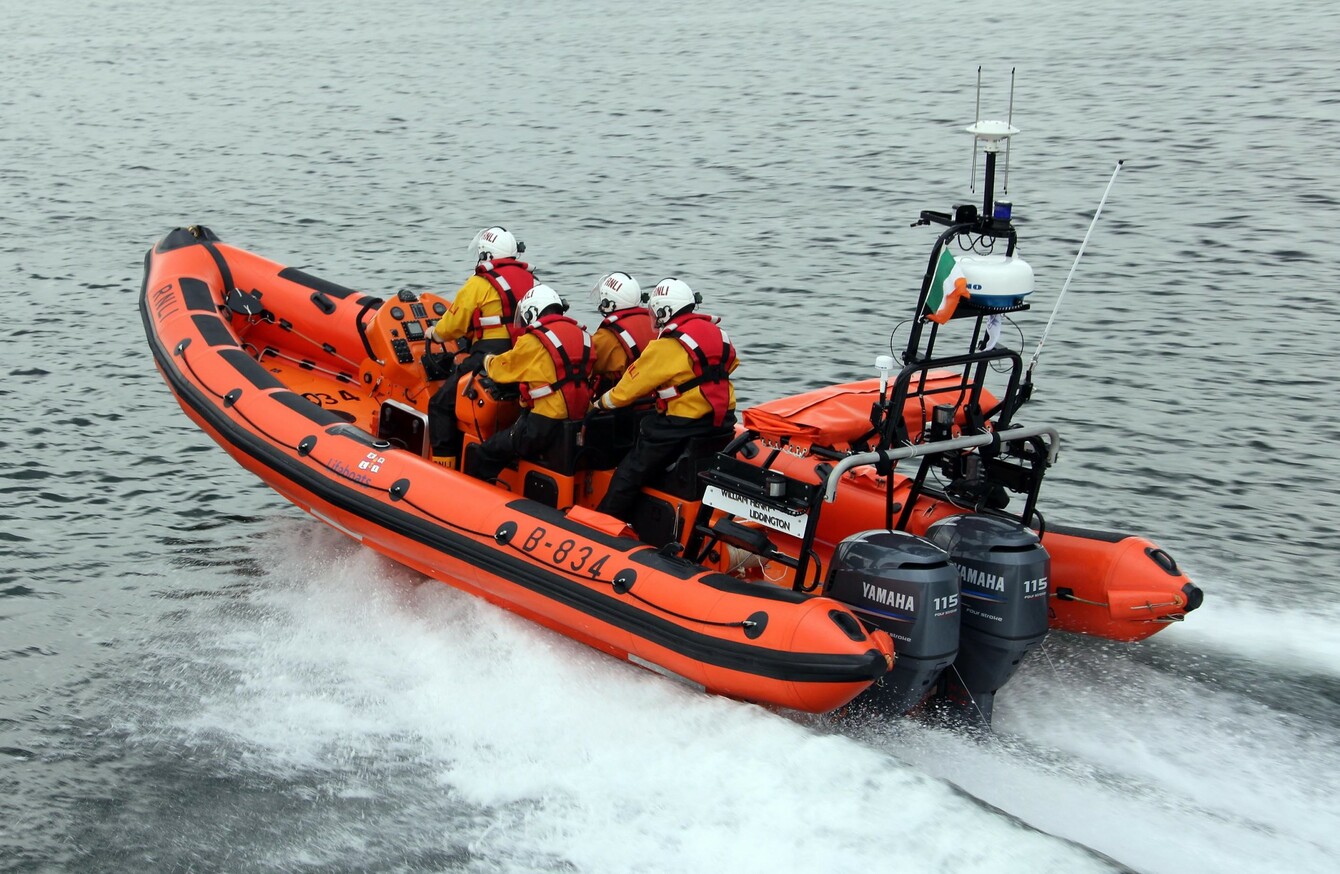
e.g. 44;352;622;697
3;0;1338;871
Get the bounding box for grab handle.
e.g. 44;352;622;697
1145;547;1180;576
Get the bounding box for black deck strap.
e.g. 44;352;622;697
191;314;239;348
218;348;285;390
278;266;363;300
1043;523;1127;543
271;391;348;427
180;277;217;312
199;239;236;295
696;571;808;603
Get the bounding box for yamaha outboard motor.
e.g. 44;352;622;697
925;515;1050;726
826;530;961;716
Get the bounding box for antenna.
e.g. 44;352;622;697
969;67;982;192
1026;160;1125;382
1003;67;1016;194
966;69;1019;220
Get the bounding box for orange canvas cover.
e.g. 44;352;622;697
742;374;998;448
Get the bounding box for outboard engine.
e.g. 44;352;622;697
826;530;961;716
925;515;1050;726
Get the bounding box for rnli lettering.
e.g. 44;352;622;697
152;282;180;320
518;524;611;579
357;451;386;474
861;582;915;613
604;275;623;293
955;563;1005;592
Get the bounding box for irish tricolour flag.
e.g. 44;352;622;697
925;247;969;324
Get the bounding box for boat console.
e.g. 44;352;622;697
358;289;452;397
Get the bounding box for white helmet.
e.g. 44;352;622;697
590;271;644;315
470;226;523;261
647;277;700;327
515;283;567;328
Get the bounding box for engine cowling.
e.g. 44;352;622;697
925;514;1050;725
826;529;960;715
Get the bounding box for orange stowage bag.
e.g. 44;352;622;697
742;375;997;449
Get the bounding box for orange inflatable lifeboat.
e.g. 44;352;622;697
140;115;1202;727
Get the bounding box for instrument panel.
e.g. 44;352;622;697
363;290;450;384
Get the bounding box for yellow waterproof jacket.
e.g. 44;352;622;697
595;335;738;420
433;274;511;344
484;333;569;420
591;326;633;386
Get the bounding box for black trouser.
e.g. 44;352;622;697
428;338;511;456
596;411;737;521
469;410;564;482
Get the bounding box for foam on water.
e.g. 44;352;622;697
133;522;1114;873
1163;593;1340;681
98;521;1332;874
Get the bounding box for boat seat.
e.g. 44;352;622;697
528;418;587;476
524;406;658;475
649;429;735;502
580;405;655;470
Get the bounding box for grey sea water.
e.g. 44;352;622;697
3;0;1339;871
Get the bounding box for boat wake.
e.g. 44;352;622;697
104;522;1115;873
96;522;1339;874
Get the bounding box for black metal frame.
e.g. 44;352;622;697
684;144;1054;588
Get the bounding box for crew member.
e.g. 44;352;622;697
425;226;536;468
593;278;738;521
588;271;655;393
468;285;594;483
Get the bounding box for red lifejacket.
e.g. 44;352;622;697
656;312;737;427
519;314;594;419
598;307;656;363
471;258;536;334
